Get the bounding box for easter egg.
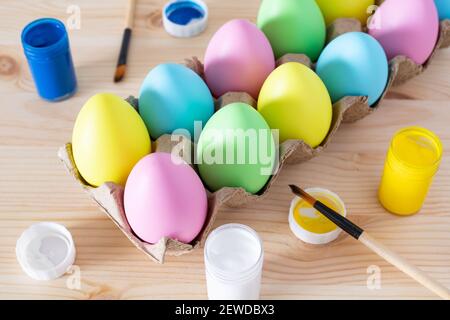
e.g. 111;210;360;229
257;62;332;148
368;0;439;65
257;0;326;61
124;153;207;244
316;0;375;25
197;102;276;194
72;93;151;187
204;19;275;99
316;32;388;107
139;63;214;139
435;0;450;20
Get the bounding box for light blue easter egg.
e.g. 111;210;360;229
139;63;214;139
435;0;450;20
315;32;388;106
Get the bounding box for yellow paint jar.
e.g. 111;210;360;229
378;127;443;216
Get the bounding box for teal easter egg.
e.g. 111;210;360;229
435;0;450;20
316;32;388;106
197;102;276;194
139;63;214;139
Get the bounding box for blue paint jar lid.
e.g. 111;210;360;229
162;0;208;38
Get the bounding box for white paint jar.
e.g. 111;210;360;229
204;224;264;300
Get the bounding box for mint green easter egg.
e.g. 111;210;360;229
257;0;326;61
197;102;276;194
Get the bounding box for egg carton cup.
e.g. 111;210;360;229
58;18;450;263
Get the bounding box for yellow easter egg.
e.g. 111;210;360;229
257;62;332;148
72;93;151;186
316;0;375;26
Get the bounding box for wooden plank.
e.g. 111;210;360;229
0;0;449;299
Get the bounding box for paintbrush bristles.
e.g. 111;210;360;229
114;64;126;83
288;185;316;206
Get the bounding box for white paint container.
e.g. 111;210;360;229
204;223;264;300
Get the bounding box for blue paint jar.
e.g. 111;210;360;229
21;18;77;101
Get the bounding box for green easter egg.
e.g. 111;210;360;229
197;102;276;194
257;0;326;61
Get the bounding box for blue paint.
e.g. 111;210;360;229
165;1;205;25
21;18;77;101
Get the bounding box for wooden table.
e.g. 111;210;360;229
1;0;449;300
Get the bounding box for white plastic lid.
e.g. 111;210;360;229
16;222;76;281
162;0;208;38
289;188;347;245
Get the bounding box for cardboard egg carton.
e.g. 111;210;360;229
58;18;450;263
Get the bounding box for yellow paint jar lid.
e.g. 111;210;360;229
289;188;346;245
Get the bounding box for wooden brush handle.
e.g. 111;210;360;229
125;0;137;29
359;232;450;300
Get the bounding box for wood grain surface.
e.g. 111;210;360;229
0;0;449;300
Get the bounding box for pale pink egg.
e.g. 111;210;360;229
204;19;275;99
124;152;207;244
368;0;439;65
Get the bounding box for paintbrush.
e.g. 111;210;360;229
289;184;450;300
114;0;136;83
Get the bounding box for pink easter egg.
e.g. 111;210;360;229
124;152;207;244
204;19;275;99
368;0;439;65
